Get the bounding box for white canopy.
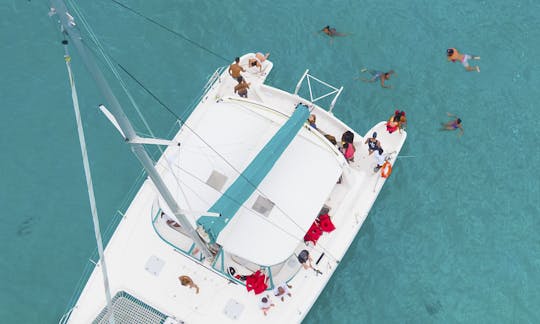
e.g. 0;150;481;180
159;100;344;265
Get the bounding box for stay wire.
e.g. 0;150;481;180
81;39;308;247
64;1;341;262
89;49;339;260
108;0;230;63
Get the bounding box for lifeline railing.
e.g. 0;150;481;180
294;69;343;113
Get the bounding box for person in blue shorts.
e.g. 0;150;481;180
361;69;395;88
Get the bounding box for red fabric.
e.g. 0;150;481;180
318;214;336;233
344;144;355;160
245;270;267;294
304;222;323;244
386;121;398;134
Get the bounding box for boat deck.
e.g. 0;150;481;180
66;55;406;324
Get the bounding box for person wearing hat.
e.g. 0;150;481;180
364;132;381;155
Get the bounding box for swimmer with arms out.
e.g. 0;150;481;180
442;112;464;136
361;69;395;88
447;48;480;72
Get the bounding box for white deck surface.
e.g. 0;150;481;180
66;54;407;323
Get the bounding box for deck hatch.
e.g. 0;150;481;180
206;170;228;191
223;298;244;320
144;255;165;276
252;195;275;217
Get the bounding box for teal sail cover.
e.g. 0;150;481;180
197;104;310;243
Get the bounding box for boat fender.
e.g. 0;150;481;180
380;161;392;178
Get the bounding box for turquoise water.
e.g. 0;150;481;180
1;0;539;323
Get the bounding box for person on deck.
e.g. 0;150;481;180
228;57;245;82
234;79;250;98
373;148;386;173
259;295;275;316
178;275;199;294
364;132;381;155
308;114;317;129
273;282;293;302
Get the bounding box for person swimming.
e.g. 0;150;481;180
442;112;464;136
320;25;348;37
361;69;395;88
447;48;480;72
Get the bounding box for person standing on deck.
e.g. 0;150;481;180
228;57;245;82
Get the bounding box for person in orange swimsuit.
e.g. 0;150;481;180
447;48;480;72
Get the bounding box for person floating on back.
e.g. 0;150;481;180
441;112;464;136
360;69;395;88
447;48;480;72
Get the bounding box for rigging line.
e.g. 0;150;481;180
108;0;230;63
116;63;179;119
62;42;115;323
66;2;337;260
67;0;163;154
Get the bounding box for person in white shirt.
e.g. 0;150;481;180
259;295;275;316
373;148;386;172
273;282;292;301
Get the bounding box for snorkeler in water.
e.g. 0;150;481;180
361;69;395;88
442;112;464;136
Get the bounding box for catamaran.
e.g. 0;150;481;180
52;1;407;323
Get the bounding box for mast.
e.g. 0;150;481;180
61;40;115;324
50;0;213;262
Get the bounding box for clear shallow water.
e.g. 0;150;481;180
1;0;539;323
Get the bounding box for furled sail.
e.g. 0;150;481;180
197;104;310;242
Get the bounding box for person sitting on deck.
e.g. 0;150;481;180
178;275;199;294
297;250;314;270
234;79;250;98
307;114;317;129
273;282;293;302
297;249;323;275
248;58;263;72
161;211;181;229
386;110;406;134
259;295;275;316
